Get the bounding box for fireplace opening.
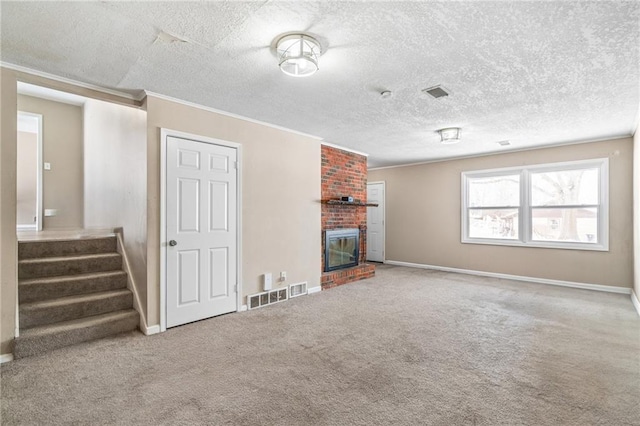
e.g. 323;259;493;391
325;228;359;272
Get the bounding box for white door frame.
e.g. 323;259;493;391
367;181;386;262
160;128;242;332
17;111;43;231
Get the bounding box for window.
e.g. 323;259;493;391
462;158;608;251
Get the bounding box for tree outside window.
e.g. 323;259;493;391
462;159;608;251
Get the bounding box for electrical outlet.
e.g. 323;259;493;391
280;271;287;282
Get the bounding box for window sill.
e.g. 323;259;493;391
461;238;609;252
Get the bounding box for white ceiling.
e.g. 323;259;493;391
2;1;639;167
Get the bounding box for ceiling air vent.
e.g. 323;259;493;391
497;140;511;146
422;85;450;99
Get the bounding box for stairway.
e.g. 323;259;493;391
14;235;139;359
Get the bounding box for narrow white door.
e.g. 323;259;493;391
366;182;385;262
166;135;237;328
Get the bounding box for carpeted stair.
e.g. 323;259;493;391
14;236;139;359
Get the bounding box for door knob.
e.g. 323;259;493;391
169;240;177;247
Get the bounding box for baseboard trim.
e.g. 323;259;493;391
385;260;632;295
631;290;640;317
143;325;160;336
0;353;14;364
308;286;322;294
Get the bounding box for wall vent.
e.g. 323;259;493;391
289;282;308;298
248;287;288;310
422;85;450;99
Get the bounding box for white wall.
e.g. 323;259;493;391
16;131;37;226
83;99;148;316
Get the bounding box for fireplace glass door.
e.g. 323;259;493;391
325;229;359;272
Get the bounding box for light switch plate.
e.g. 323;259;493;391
44;162;51;170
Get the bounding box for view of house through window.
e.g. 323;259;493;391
462;159;608;250
530;167;599;243
468;174;520;240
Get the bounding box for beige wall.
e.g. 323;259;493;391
84;99;148;317
145;96;321;327
16;131;37;226
1;68;18;355
369;138;634;288
17;95;83;229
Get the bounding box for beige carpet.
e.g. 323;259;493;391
2;265;639;425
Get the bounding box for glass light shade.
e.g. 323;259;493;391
277;34;321;77
438;127;462;144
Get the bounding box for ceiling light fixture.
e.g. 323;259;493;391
276;34;322;77
438;127;462;144
380;90;392;99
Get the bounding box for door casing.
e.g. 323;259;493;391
160;128;242;332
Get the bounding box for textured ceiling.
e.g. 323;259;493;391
2;1;639;167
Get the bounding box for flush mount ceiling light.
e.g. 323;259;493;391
276;34;322;77
438;127;462;144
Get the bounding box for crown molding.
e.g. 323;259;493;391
1;62;144;101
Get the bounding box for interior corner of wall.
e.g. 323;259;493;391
0;339;15;357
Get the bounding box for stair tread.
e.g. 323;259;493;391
18;309;138;338
20;289;131;310
18;234;116;243
19;252;121;264
20;270;126;286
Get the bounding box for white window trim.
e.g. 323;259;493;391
461;158;609;251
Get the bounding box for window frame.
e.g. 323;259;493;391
461;158;609;251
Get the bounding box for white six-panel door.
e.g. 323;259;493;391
166;135;237;328
366;182;385;262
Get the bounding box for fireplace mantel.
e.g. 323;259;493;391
321;199;379;207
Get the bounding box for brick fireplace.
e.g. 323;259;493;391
321;145;375;289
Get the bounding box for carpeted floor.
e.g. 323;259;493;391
2;264;639;425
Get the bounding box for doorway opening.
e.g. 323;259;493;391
366;181;385;262
16;112;43;231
